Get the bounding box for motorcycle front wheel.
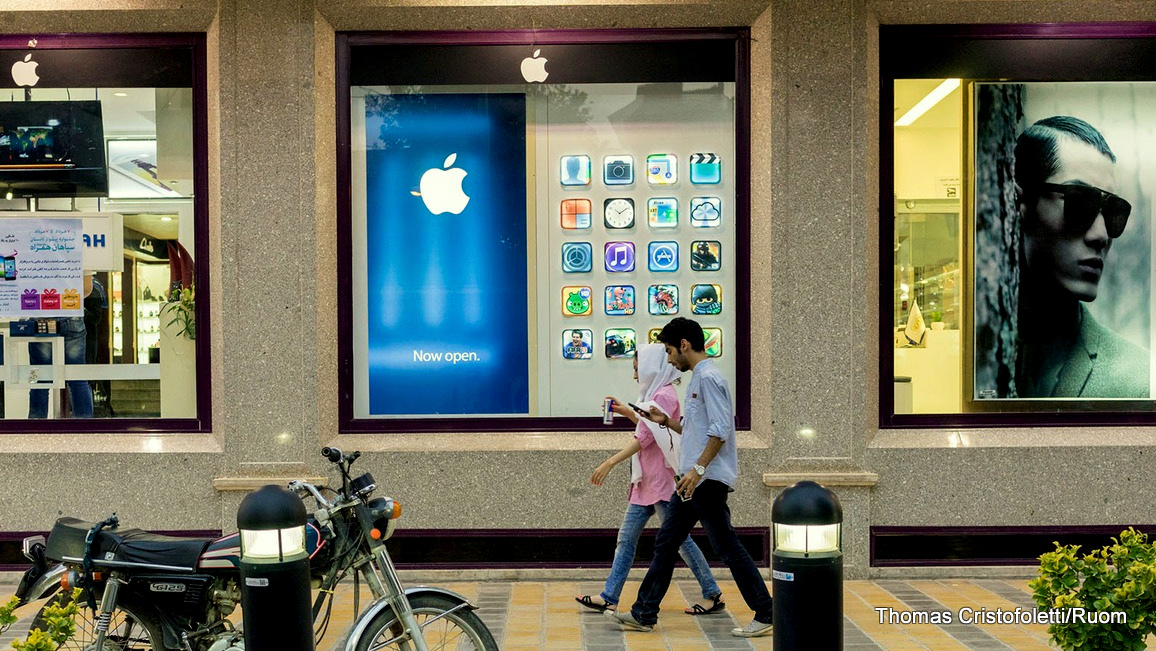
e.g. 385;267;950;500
29;591;164;651
355;593;498;651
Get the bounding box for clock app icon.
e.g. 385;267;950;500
604;198;635;229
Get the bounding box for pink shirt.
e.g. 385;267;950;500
628;384;682;506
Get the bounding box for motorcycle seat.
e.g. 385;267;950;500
45;517;214;571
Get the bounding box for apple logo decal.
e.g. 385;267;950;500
11;53;39;87
413;153;470;215
520;49;548;83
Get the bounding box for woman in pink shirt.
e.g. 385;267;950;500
575;344;724;615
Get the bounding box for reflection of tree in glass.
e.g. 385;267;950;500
542;84;593;125
364;86;424;151
973;83;1023;398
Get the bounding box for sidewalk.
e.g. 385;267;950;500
4;573;1117;650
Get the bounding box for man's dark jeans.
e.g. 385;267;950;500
630;479;773;625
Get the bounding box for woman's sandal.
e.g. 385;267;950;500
575;595;614;612
684;594;726;615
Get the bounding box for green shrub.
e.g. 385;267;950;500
0;589;80;651
1029;528;1156;650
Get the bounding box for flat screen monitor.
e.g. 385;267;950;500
0;100;107;198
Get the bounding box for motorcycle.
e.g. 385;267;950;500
11;447;498;651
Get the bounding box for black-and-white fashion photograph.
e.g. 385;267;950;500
973;82;1153;400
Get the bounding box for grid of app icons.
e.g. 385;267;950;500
556;151;728;360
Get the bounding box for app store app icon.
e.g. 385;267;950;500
648;241;679;272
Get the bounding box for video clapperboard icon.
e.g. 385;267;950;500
689;153;721;185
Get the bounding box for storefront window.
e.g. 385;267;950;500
0;35;207;430
338;31;750;431
882;25;1156;427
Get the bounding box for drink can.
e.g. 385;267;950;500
603;398;615;424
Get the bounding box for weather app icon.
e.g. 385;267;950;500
604;241;635;273
690;197;721;227
648;241;679;272
562;242;592;273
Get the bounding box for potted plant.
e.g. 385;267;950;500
1028;528;1156;651
165;284;195;340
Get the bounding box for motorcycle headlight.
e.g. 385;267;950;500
366;497;402;541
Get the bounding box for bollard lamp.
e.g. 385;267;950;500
772;480;842;555
770;480;843;651
238;485;307;562
237;484;314;651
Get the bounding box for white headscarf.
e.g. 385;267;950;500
637;343;681;402
630;344;683;485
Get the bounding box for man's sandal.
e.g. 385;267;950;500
575;595;614;612
684;594;726;615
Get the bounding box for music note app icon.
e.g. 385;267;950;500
603;241;635;272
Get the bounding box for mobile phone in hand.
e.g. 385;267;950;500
626;402;650;418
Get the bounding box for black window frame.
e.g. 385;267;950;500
0;33;211;433
336;28;752;433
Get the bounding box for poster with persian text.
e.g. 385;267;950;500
0;218;83;317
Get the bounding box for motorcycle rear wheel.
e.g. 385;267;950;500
30;591;164;651
354;593;498;651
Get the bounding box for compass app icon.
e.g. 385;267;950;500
648;241;679;272
562;242;592;273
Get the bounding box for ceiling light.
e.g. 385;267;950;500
895;78;960;127
160;216;173;222
113;92;128;97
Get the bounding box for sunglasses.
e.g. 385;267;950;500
1039;182;1131;239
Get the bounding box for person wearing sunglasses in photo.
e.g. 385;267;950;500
1014;115;1149;398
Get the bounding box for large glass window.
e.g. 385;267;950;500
0;35;208;431
882;24;1156;427
338;31;750;432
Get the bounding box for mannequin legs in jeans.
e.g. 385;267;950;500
28;317;93;418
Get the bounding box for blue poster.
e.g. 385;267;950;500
364;93;528;415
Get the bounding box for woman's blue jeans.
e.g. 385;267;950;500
600;499;720;606
28;317;93;418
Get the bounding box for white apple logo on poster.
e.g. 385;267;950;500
11;53;39;87
415;153;470;215
520;49;548;83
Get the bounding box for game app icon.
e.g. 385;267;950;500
562;329;594;359
603;155;634;185
560;154;591;186
604;285;636;316
648;284;679;315
604;241;635;272
689;153;721;184
561;198;592;229
604;198;635;229
690;284;722;315
562;286;593;316
690;196;721;227
702;328;723;357
562;242;593;273
604;328;637;358
648;328;662;344
646;153;677;185
648;241;679;272
690;240;721;271
647;197;678;228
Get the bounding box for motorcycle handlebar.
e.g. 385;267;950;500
321;447;362;464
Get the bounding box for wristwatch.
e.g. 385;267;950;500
693;464;706;477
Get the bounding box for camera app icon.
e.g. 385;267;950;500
603;155;634;185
